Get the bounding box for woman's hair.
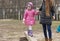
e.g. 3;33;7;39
45;0;54;16
49;0;53;8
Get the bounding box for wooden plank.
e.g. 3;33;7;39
24;31;38;41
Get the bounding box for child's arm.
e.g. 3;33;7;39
23;10;27;23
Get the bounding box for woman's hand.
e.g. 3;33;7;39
53;16;55;20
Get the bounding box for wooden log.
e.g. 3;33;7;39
24;31;38;41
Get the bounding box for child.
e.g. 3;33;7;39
56;25;60;33
23;2;39;37
39;0;55;41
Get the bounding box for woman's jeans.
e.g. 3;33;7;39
42;24;52;38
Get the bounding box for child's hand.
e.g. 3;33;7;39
22;21;25;24
53;16;55;20
22;19;25;24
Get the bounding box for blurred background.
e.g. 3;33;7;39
0;0;60;41
0;0;60;21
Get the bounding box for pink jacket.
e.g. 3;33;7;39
23;9;39;26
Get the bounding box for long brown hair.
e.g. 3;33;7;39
45;0;53;16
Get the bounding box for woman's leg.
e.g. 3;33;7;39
42;24;47;38
47;24;52;39
47;24;52;41
42;24;48;41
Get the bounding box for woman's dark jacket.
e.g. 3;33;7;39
39;2;55;25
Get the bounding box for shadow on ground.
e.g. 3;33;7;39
20;37;28;41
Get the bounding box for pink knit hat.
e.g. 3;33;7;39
26;2;33;7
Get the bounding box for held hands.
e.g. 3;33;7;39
36;8;40;12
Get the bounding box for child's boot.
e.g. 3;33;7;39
28;30;33;37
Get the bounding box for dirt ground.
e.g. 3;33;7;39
0;19;60;41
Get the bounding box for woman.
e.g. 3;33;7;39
39;0;55;41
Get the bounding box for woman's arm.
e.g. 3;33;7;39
51;6;55;19
51;6;55;16
39;6;42;11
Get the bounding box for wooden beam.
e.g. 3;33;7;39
24;31;38;41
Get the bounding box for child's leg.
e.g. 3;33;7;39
47;24;52;39
42;24;47;38
28;25;33;37
28;26;32;30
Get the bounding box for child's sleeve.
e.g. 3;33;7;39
23;10;27;20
